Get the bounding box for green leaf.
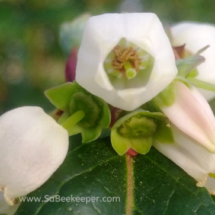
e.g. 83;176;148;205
176;55;205;77
15;137;215;215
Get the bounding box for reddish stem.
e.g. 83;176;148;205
126;148;138;157
110;107;123;127
65;47;78;82
56;109;64;116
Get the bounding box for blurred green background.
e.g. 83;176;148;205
1;0;215;114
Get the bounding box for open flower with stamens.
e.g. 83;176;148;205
76;13;177;111
171;22;215;101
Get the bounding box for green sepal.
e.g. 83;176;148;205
209;173;215;180
152;82;175;107
186;70;198;78
82;126;102;143
111;129;131;155
111;129;153;155
175;48;215;94
45;82;82;111
98;97;111;128
130;137;152;154
153;120;174;144
174;76;191;87
176;55;204;77
187;77;215;92
176;75;215;93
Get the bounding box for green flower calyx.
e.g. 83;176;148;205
45;82;111;143
69;91;102;128
118;116;157;138
111;110;174;156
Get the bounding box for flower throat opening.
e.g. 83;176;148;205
104;38;154;80
103;38;154;90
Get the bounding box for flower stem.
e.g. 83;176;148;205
61;110;85;130
126;154;134;215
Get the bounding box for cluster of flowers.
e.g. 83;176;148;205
1;12;215;214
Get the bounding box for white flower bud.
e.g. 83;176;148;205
171;22;215;100
161;81;215;152
154;126;215;194
0;107;69;205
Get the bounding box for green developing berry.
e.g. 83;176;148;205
69;92;101;128
118;115;157;138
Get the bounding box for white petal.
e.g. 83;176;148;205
205;176;215;195
161;81;215;152
76;13;177;111
0;107;69;205
171;22;215;101
154;126;215;189
0;192;19;215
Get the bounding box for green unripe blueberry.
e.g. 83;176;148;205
118;115;157;138
69;92;101;128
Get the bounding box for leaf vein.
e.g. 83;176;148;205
163;188;176;215
144;155;210;208
33;155;120;215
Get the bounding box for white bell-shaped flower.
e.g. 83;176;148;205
76;13;177;111
154;126;215;194
0;107;69;205
161;81;215;153
171;22;215;100
0;192;19;215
